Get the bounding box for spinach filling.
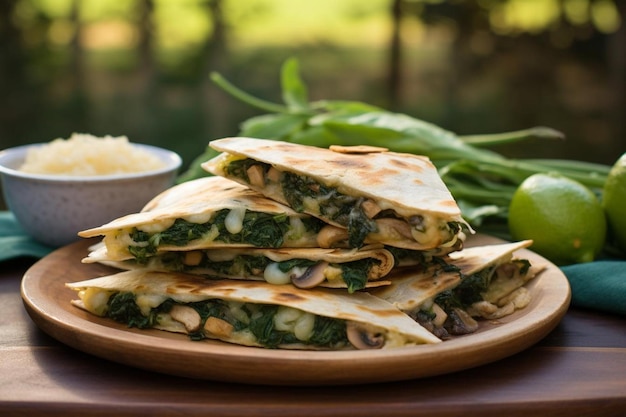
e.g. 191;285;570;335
226;158;377;248
105;292;349;349
434;266;495;313
139;253;377;292
225;158;465;249
128;209;324;262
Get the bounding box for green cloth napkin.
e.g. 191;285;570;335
561;261;626;316
0;211;53;261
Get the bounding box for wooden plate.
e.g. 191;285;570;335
21;235;571;386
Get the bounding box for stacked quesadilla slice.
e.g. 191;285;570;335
373;240;545;339
69;138;544;351
67;269;441;350
203;138;472;252
80;176;398;292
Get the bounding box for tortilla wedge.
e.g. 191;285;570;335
203;138;472;252
78;176;336;261
372;240;545;338
84;242;395;292
66;270;441;350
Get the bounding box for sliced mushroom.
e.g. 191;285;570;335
169;305;202;332
346;322;385;350
361;199;382;218
183;250;203;266
204;316;234;338
246;164;265;188
291;262;328;289
446;307;479;335
316;225;350;248
266;166;282;182
375;218;414;240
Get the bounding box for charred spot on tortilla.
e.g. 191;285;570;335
329;145;388;154
273;292;307;303
204;138;473;252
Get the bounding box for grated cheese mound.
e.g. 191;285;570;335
19;133;166;176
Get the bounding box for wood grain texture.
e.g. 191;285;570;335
1;239;625;416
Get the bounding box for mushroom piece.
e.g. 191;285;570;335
169;305;202;332
361;199;382;219
291;261;328;289
346;322;385;350
374;218;414;240
316;225;350;248
447;307;479;335
266;166;282;182
183;250;203;266
246;164;265;188
204;316;234;338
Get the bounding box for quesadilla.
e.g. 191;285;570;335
84;243;395;293
66;270;441;350
372;240;544;339
78;176;334;262
203;138;472;251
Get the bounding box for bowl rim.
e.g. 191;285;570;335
0;143;183;182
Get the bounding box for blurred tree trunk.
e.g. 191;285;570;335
0;0;27;146
68;0;88;132
202;0;231;142
138;0;158;141
387;0;402;111
607;1;625;156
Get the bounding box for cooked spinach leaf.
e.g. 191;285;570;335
308;316;348;347
107;292;173;329
341;259;378;293
434;266;494;311
248;305;299;348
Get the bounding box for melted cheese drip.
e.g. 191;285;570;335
273;306;315;341
263;263;307;285
224;207;246;234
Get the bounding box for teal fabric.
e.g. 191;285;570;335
0;211;53;261
561;261;626;316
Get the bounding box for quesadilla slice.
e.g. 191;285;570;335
372;240;544;339
203;138;472;252
78;176;333;262
66;270;441;350
84;243;395;293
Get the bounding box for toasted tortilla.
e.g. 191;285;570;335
84;242;395;291
374;240;537;311
372;240;544;337
78;176;336;261
66;270;441;350
203;138;472;251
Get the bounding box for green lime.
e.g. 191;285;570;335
508;172;606;265
603;152;626;254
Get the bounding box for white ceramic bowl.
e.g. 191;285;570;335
0;143;182;247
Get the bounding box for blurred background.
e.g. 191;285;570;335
1;0;624;186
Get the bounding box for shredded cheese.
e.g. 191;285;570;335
19;133;165;176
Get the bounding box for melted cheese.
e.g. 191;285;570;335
263;263;307;285
273;306;315;341
79;288;113;316
224;207;246;234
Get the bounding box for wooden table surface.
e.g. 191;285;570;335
1;256;625;417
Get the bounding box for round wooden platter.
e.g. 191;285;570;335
20;235;571;386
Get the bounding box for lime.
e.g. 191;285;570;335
508;173;606;265
603;152;626;254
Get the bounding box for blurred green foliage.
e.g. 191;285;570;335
0;0;624;185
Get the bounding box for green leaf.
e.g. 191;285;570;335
280;58;310;112
240;113;309;140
